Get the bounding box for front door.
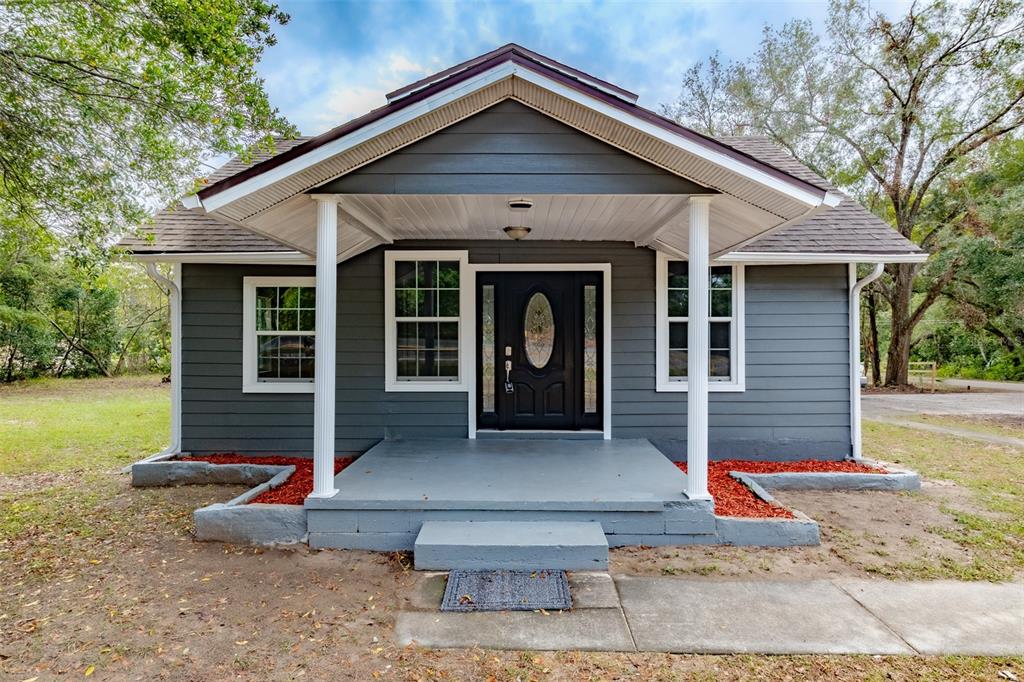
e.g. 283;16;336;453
477;272;602;431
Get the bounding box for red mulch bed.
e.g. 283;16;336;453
675;459;887;519
184;455;355;505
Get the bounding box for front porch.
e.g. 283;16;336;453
304;438;721;552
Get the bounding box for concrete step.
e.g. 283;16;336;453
414;521;609;571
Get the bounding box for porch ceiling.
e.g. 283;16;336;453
240;192;781;260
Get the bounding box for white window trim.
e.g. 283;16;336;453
655;252;745;392
384;250;471;392
242;276;317;394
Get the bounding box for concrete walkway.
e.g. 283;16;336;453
396;574;1024;655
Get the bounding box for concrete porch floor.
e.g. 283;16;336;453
304;438;692;512
302;438;818;551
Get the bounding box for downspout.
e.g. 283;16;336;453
849;262;884;460
131;262;182;465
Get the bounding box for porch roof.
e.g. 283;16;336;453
121;44;923;264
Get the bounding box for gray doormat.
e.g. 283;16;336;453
441;570;572;612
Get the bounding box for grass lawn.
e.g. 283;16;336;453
862;420;1024;581
0;374;168;475
0;377;1021;679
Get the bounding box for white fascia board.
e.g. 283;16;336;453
510;66;829;209
200;62;519;212
717;251;929;264
132;251;314;265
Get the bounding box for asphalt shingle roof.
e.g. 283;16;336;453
121;135;922;257
119;203;294;254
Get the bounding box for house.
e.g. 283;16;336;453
122;45;924;552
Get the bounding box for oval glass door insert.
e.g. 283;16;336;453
524;292;555;369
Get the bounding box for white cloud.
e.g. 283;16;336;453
260;0;918;133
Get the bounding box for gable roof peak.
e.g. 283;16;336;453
385;43;640;106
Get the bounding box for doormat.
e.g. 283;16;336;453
441;569;572;612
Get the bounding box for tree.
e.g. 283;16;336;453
928;138;1024;378
47;275;120;377
0;210;56;380
664;0;1024;385
0;0;296;255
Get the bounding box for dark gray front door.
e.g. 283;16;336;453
477;272;602;431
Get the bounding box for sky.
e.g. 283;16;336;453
256;0;914;136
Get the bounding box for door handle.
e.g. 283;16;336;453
504;360;514;393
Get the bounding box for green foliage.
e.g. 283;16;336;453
0;0;288;379
0;215;170;381
0;214;57;380
665;0;1024;385
911;138;1024;379
0;0;295;256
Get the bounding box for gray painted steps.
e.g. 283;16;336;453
414;521;609;571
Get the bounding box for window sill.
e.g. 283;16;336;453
656;381;746;393
242;381;315;394
385;379;468;393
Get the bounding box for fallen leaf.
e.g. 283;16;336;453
84;666;95;677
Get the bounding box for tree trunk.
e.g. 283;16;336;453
866;291;881;385
884;263;916;386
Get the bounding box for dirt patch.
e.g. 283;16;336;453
0;470;82;496
1;474;1020;679
0;374;166;398
611;481;1007;581
862;384;965;394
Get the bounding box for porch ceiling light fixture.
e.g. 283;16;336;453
503;225;532;240
504;198;533;239
507;198;534;211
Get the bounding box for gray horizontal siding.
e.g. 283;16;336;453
624;262;852;460
180;260;466;456
314;101;711;195
180;248;851;460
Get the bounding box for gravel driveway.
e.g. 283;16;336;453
862;390;1023;418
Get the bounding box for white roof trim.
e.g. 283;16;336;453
130;246;928;266
200;62;519;212
133;251;313;265
180;193;202;210
511;65;829;209
717;251;928;264
196;61;829;214
388;53;638;105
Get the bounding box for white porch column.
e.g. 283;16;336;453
310;196;339;498
686;196;713;501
